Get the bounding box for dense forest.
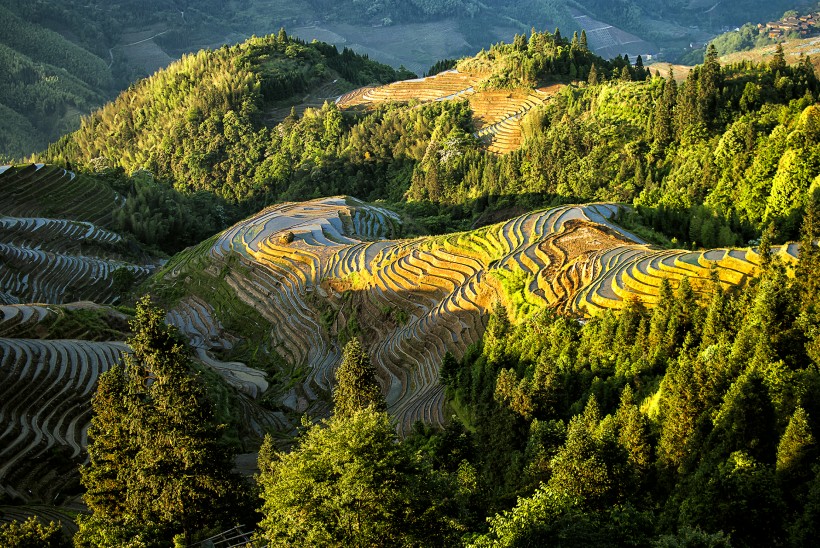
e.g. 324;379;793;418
8;224;820;546
436;209;820;546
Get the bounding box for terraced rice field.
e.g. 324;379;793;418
335;71;558;154
0;165;163;501
0;166;800;497
0;298;285;502
167;296;270;399
0;164;153;305
0;335;128;501
0;165;120;227
180;196;796;435
337;70;477;107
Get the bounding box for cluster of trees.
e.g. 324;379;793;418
107;170;231;253
436;202;820;545
74;296;245;546
457;28;604;89
410;44;820;246
45;31;412;204
0;312;469;546
709;23;778;57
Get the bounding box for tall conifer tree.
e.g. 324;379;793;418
76;296;239;547
333;338;385;418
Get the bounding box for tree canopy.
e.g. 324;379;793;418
76;296;241;547
333;338;386;418
256;407;460;546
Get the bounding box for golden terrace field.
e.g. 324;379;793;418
336;70;564;154
155;197;796;435
0;165;799;505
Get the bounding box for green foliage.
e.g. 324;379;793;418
457;29;604;89
332;338;386;417
0;3;111;157
107;168;231;253
0;517;68;548
76;296;242;546
33;28;820;251
46;33;411;204
710;23;776;57
443;239;820;544
653;526;731;547
256;407;460;546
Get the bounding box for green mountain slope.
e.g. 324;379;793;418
45;32;413;203
0;0;809;160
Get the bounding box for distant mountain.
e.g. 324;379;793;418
0;0;810;158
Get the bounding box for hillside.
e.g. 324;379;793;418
0;0;809;160
148;196;796;435
44;29;621;204
337;69;564;154
720;35;820;72
0;164;283;507
0;181;795;501
1;178;813;543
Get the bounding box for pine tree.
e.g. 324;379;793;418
580;30;588;51
759;222;774;271
615;386;651;475
547;397;611;508
588;63;599;85
632;55;644;80
257;408;457;546
777;407;816;481
653;71;677;147
76;296;239;547
701;280;729;347
771;43;787;73
698;45;722;127
797;194;820;313
333;338;385;418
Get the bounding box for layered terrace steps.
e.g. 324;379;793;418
0;165;120;227
334;73;559;154
0;242;150;305
162;196;802;436
0;338;128;500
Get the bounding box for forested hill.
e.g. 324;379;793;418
0;0;810;159
44;29;820;249
0;1;112;158
44;28;606;207
44;31;414;204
